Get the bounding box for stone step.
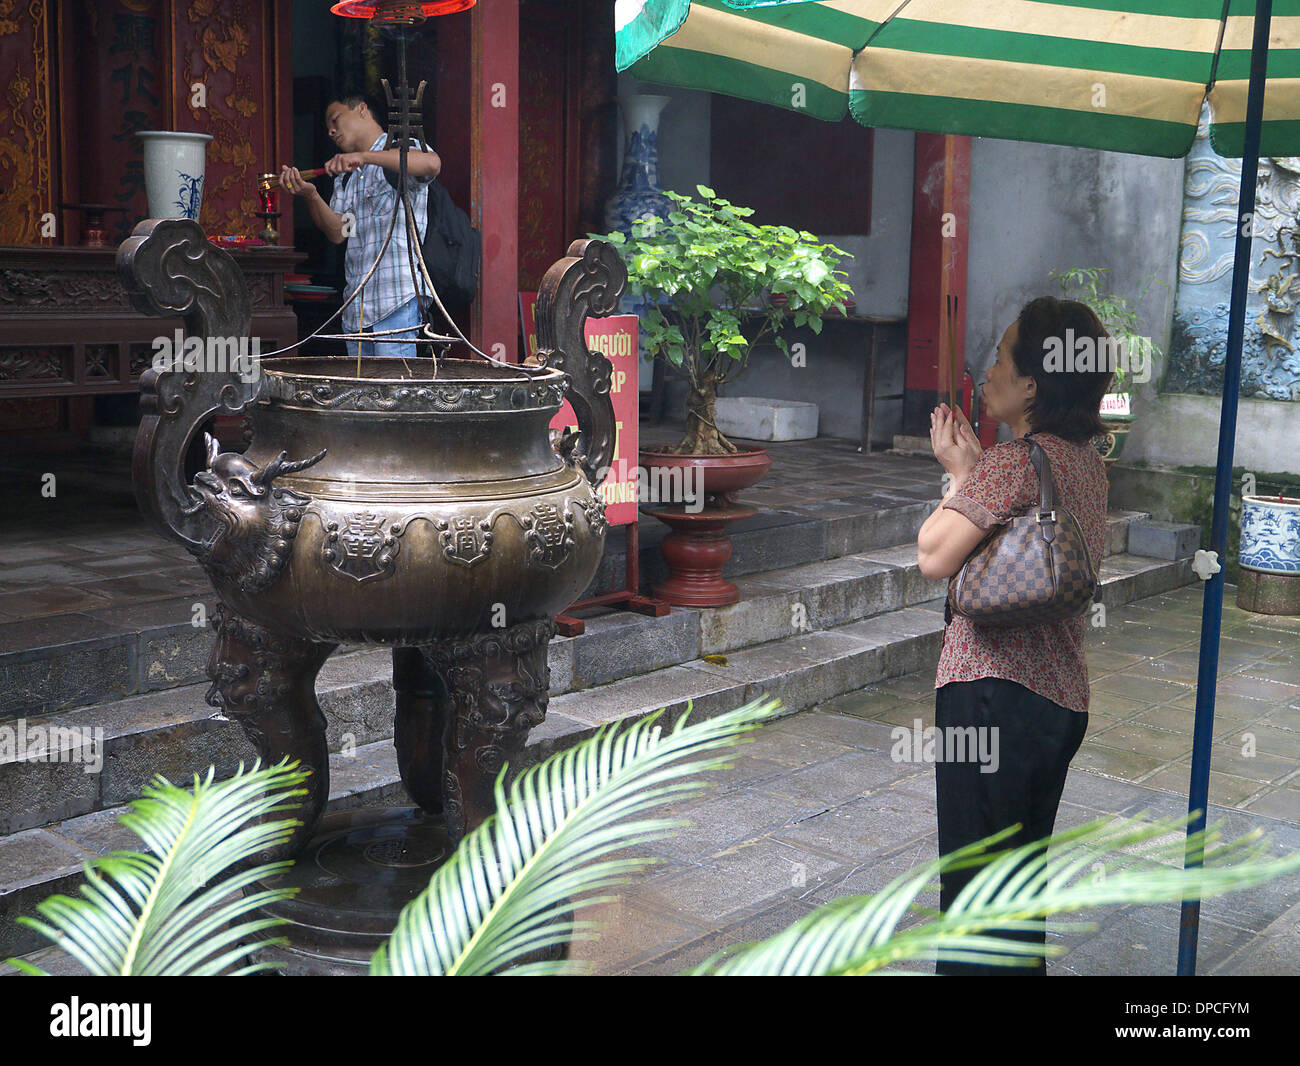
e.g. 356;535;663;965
0;547;1195;844
0;506;1155;722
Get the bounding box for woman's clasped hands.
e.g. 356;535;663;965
929;403;982;484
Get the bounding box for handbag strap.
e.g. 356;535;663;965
1025;434;1058;513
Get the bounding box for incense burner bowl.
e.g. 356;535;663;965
118;218;624;857
203;356;606;643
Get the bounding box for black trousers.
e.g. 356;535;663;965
933;677;1088;976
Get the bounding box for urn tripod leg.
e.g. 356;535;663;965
419;619;556;842
205;603;337;860
393;645;445;814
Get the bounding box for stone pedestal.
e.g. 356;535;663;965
1237;568;1300;615
715;397;819;441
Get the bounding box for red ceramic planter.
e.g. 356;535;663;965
639;447;771;606
638;447;772;505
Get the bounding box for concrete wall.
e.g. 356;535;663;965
966;139;1185;442
717;128;914;443
1121;393;1300;477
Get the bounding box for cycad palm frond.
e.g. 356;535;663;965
690;813;1300;975
5;760;310;976
372;695;786;976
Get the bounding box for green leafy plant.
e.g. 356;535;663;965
601;185;854;454
1049;266;1168;395
8;700;1300;977
372;697;784;974
7;762;309;975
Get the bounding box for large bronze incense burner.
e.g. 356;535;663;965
118;218;624;859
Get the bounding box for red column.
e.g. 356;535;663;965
470;0;519;361
904;134;989;446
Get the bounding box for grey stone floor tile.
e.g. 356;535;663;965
1058;768;1158;811
649;787;827;862
810;835;941;905
815;686;917;721
1071;743;1169;782
1083;722;1195;763
568;896;709;975
1054;905;1257;976
871;671;939;702
763;708;899;751
756;749;914;807
690;752;792;793
1092;673;1195;706
1212;895;1300;975
623;897;821;975
737;728;855;768
634;837;849;927
770;789;935;862
1087;690;1158;719
870;702;937;730
1239;788;1300;824
1141;763;1269;807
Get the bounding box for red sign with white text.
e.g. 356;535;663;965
520;294;638;526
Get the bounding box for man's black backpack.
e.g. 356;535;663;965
381;157;481;312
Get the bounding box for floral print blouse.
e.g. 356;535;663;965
934;430;1109;714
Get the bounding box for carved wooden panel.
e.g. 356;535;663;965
129;342;154;379
85;343;116;379
0;1;56;243
0;268;137;313
171;0;291;238
0;346;72;383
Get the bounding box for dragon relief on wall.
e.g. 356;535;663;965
1172;104;1300;400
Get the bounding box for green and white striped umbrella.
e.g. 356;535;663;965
616;0;1300;157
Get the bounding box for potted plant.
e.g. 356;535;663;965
1049;267;1167;465
602;185;854;605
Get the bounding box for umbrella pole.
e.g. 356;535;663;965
1176;0;1273;977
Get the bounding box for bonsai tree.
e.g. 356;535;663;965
1049;266;1168;398
603;185;855;455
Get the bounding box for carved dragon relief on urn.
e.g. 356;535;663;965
119;218;626;858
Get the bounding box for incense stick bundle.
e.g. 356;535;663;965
946;294;959;413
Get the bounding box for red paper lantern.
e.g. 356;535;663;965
330;0;475;18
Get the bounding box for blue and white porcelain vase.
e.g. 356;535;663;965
1240;494;1300;574
137;131;213;222
605;95;672;386
605;94;673;236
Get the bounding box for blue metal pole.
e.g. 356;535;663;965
1176;0;1273;977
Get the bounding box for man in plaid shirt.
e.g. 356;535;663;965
279;94;441;359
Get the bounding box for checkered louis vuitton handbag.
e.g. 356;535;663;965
945;437;1097;628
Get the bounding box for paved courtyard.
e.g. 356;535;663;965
569;585;1300;975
